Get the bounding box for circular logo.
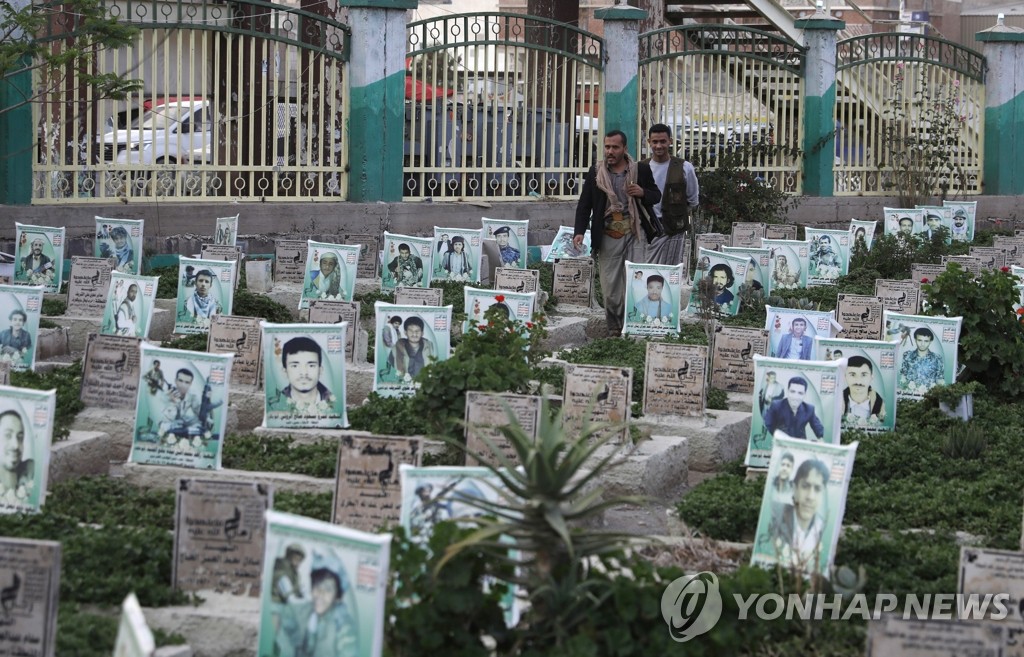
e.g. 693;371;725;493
660;571;723;642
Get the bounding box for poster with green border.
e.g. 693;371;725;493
624;261;683;336
762;238;810;291
13;223;64;293
432;227;483;283
101;272;159;339
261;322;348;429
174;257;236;334
381;232;432;292
805;228;851;285
373;302;452;398
0;384;55;513
0;284;43;372
94;216;144;274
814;337;898;433
687;248;748;317
882;311;962;400
300;241;360;310
482;218;528;270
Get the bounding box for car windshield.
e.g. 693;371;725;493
130;105;191;130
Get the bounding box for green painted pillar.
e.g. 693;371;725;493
978;18;1024;195
794;11;844;197
341;0;416;202
0;56;33;205
594;5;646;154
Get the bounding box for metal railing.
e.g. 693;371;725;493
31;0;349;203
404;12;603;200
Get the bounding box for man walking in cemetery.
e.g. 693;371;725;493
574;129;661;337
642;123;699;265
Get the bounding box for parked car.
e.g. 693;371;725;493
98;100;211;166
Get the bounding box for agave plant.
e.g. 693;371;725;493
436;396;646;649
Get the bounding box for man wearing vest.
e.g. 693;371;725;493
643;123;700;265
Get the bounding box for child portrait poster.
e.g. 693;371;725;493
381;232;432;292
94;217;144;275
687;248;748;317
13;223;64;293
373;302;452;398
883;311;963;400
131;343;233;470
721;246;771;297
0;385;55;513
174;257;236;335
762;239;810;291
750;437;858;579
299;241;360;309
746;355;845;469
463;288;536;334
814;337;898;433
0;284;43;372
101;272;159;339
261;322;348;429
432;227;484;283
624;261;683;337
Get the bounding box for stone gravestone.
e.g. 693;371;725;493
245;259;273;294
909;262;947;284
874;279;921;315
274;239;308;284
332;435;421;532
969;246;1007;272
643;343;707;417
81;333;143;408
562;363;632;442
730;222;766;248
173;478;271;596
710;326;769;393
0;537;61;657
695;233;728;253
764;224;798;241
464;391;541;467
552;258;595;308
66;256;115;316
835;294;884;340
494;267;540;294
866;616;1003;657
393;287;443;307
942;255;982;277
993;236;1024;267
208;315;262;386
308;300;360;362
201;244;244;289
958;546;1024;655
344;233;380;279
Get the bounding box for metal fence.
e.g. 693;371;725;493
404;12;603;200
31;0;349;203
835;33;986;196
638;25;806;194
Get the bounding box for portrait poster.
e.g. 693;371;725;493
687;248;748;317
849;219;877;251
958;547;1024;639
805;228;851;285
764;224;797;241
721;246;771;297
883;311;963;400
208;315;262;387
730;222;766;248
552;258;595;308
464;392;541;468
0;538;61;657
257;510;391;657
910;262;947;285
381;232;432;292
66;256;115;316
13;223;64;293
916;205;954;243
993;236;1024;267
101;272;159;339
624;261;683;336
130;343;233;469
882;207;924;239
0;284;43;372
544;226;590;263
81;333;142;409
494;268;540;295
710;325;770;394
874;279;921;315
942;255;982;277
300;241;360;309
398;464;505;547
944;200;977;242
695;233;728;253
432;227;483;283
0;385;54;513
113;593;155;657
342;234;380;280
765;306;842;361
199;244;243;290
214;214;239;246
970;246;1007;272
173;479;271;596
750;437;858;578
261;322;348;429
762;238;810;291
562;364;632;443
835;294;884;341
815;337;898;433
746;356;845;469
332;435;422;532
174;257;236;334
94;216;144;275
373;302;452;398
463;288;536;333
274;239;308;284
308;300;359;363
642;342;707;417
482;217;528;270
866;616;1003;657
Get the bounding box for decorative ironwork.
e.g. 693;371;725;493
837;34;985;82
640;25;805;75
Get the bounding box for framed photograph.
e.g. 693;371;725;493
463;288;535;333
882;207;924;239
544;226;590;263
848;219;876;251
300;241;360;309
13;223;64;293
261;322;349;429
373;302;452;398
432;227;483;283
94;216;144;274
130;343;233;469
101;272;159;339
174;257;236;334
624;261;683;336
482;218;528;270
762;238;810;291
721;246;770;297
815;337;898;433
0;385;55;513
0;284;43;372
943;200;976;242
805;228;850;286
883;311;963;400
381;232;432;292
687;248;748;317
765;306;841;361
214;214;239;246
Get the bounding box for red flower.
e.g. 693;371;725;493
526;322;534;329
478;324;488;331
1017;308;1024;316
921;278;929;283
1001;266;1010;273
495;294;505;302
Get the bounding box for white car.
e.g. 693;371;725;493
98;100;212;165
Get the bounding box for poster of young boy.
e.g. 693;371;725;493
381;233;432;292
0;385;55;513
805;228;851;286
750;437;858;578
101;272;159;339
883;311;963;400
299;241;360;309
762;239;810;291
463;288;536;333
624;261;683;336
815;337;898;433
95;217;144;274
0;284;43;372
433;228;483;283
174;257;236;334
373;302;452;398
687;248;747;317
746;355;845;469
13;224;64;293
262;322;348;429
721;246;770;297
130;343;233;469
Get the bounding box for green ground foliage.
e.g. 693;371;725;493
161;332;208;352
233;289;294;323
221;434;338;478
42;297;67;316
152;265;179;298
10;361;85;440
354;289;395;319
